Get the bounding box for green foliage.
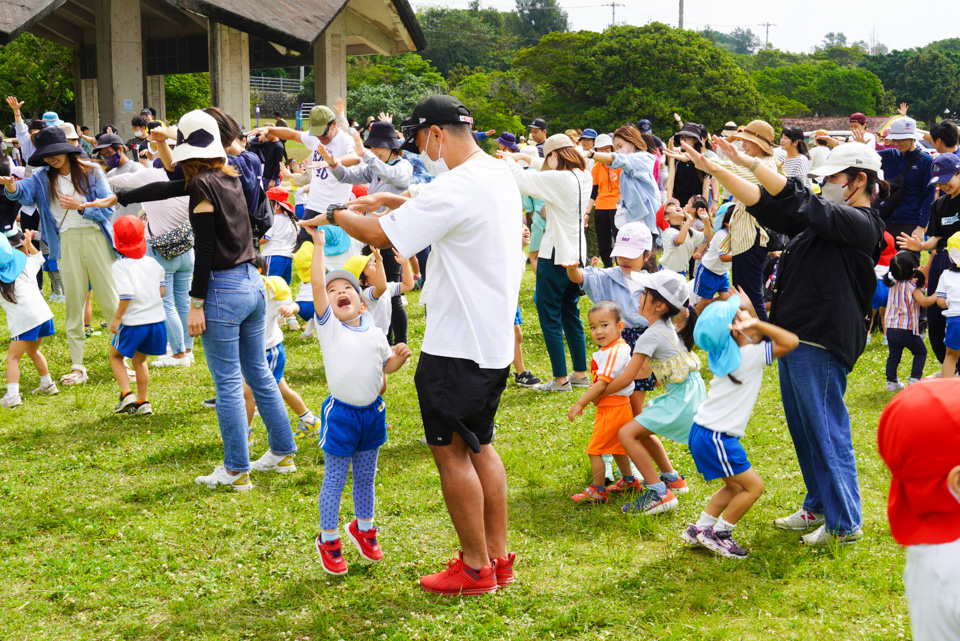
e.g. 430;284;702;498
0;33;75;128
451;70;533;135
514;0;569;42
164;74;211;122
347;75;445;121
821;32;848;48
752;62;888;117
699;26;761;55
415;6;507;75
734;48;807;72
902;48;960;125
347;53;445;92
812;45;868;68
514;24;776;136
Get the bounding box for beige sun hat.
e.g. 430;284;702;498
540;133;575;171
731;120;776;156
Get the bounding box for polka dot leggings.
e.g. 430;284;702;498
319;448;379;531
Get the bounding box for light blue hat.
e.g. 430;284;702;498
693;294;742;377
42;111;64;127
0;236;27;284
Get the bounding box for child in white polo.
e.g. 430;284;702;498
109;215;167;416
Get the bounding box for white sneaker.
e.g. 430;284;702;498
881;335;888;346
926;371;943;379
865;334;872;346
907;377;921;385
886;381;905;392
250;451;297;474
114;392;139;414
195;465;253;491
151;353;193;368
33;381;59;395
1;393;22;408
800;524;863;546
531;379;572;392
774;508;825;531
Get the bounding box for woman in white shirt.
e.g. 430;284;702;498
504;134;592;391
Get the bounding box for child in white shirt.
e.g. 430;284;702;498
109;216;167;416
343;248;415;338
0;230;58;408
693;207;734;313
660;198;712;276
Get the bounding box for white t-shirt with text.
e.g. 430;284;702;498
299;130;355;213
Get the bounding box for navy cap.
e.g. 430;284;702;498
931;153;960;185
528;118;547;130
580;128;598;139
637;119;652;133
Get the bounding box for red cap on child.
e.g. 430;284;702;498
266;187;294;214
877;380;960;546
113;215;146;259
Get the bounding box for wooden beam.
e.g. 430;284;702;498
343;9;397;57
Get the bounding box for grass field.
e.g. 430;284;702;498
0;267;918;640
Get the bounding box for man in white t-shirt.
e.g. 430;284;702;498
301;95;522;596
251;105;360;247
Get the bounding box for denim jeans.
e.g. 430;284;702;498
535;251;587;378
778;343;862;535
148;246;194;355
885;328;927;382
201;264;297;472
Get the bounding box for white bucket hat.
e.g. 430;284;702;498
885;117;920;141
594;133;613;149
633;270;690;310
807;143;882;178
170;110;225;165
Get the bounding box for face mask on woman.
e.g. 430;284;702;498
821;178;857;205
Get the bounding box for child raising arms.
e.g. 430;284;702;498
683;294;798;559
567;301;640;505
300;224;411;576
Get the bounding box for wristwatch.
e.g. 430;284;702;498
326;204;341;226
588;150;595;159
191;298;204;309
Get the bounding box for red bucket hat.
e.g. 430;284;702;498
266;187;294;214
113;215;146;259
877;380;960;546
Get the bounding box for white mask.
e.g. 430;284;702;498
821;178;854;205
420;133;448;177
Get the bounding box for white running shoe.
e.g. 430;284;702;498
114;392;139;414
195;466;253;491
300;318;316;340
151;353;193;368
250;451;297;474
800;525;863;546
1;393;22;408
33;381;59;396
774;508;825;531
886;381;905;392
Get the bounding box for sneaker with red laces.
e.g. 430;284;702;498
661;473;689;495
420;553;498;595
606;477;643;494
491;552;516;587
571;484;608;504
315;536;348;576
346;519;383;562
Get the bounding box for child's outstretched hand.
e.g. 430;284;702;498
391;248;406;262
590;256;600;267
567;401;585;422
371;247;383;262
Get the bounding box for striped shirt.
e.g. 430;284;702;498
717;156;784;255
884;280;920;334
781;154;811;188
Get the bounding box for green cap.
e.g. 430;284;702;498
308;105;337;137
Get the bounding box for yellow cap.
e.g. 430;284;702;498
262;275;291;302
948;231;960;266
293;242;314;283
342;254;374;281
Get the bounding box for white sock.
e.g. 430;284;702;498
715;517;736;532
39;375;53;386
357;517;374;532
321;529;339;543
7;383;19;396
696;511;719;528
299;410;316;423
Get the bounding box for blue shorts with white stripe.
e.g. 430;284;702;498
688;422;752;481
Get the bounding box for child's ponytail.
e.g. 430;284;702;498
677;302;698;352
913;269;926;289
882;271;896;288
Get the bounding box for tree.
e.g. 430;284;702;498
513;24;777;135
164;74;211;122
821;32;847;49
728;27;761;55
902;48;960;124
752;61;888;117
347;75;445;122
451;69;536;135
347;53;445;92
415;7;501;75
515;0;568;42
0;33;75;128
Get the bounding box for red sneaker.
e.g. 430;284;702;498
492;552;516;587
606;477;643;494
661;473;689;495
571;484;608;504
315;536;348;575
420;553;498;595
346;519;383;562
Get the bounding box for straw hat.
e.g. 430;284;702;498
731;120;775;156
540;133;575;171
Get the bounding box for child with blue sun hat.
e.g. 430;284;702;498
683;291;798;559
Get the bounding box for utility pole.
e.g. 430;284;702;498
758;22;776;47
679;0;684;29
601;2;624;27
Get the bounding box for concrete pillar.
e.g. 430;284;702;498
209;22;251;127
72;50;99;131
314;12;347;109
95;0;143;140
145;76;166;123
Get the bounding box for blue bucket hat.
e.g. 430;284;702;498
693;295;742;377
580;128;598;140
713;202;734;232
322;225;353;257
0;235;27;284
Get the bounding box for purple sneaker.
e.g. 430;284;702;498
697;526;748;559
680;524;704;547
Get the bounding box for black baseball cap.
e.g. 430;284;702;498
529;118;547;130
94;133;124;150
400;95;474;154
28;120;46;131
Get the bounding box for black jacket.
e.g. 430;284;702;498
747;178;884;371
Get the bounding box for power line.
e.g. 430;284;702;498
758;22;776;46
600;2;624;26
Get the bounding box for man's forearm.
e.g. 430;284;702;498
333;209;392;248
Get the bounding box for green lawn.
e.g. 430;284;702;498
0;268;917;640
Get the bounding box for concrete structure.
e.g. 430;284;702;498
0;0;426;138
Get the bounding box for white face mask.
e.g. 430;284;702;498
420;132;448;177
821;178;855;205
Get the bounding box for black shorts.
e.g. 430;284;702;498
415;352;509;453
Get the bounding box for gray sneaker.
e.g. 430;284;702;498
570;374;591;387
531;379;572;392
774;508;825;531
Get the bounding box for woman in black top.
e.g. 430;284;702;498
682;137;885;546
174;110;297;490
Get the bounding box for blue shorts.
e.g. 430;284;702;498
872;277;890;310
111;321;167;358
12;318;55;342
514;306;522;325
266;343;286;383
318;395;387;457
296;301;315;322
694;264;730;300
266;255;293;284
688;422;751;481
946;317;960;351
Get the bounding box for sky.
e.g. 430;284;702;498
417;0;956;54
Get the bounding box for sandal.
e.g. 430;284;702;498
60;366;89;386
